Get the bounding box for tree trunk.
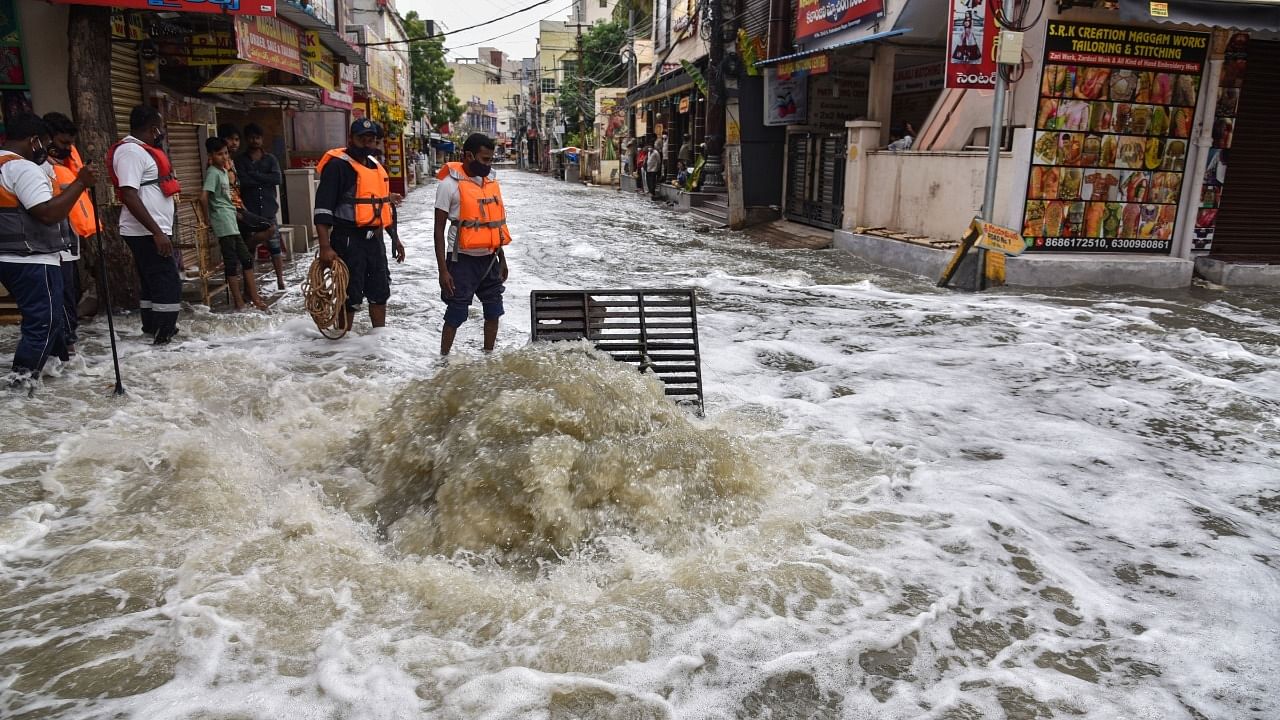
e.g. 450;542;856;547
68;6;140;311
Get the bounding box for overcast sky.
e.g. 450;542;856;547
403;0;577;62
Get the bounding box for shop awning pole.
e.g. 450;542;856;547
978;0;1016;291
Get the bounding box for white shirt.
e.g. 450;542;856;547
434;167;500;257
113;136;175;236
0;150;59;266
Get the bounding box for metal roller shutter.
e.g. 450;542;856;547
167;123;203;248
111;43;142;138
741;0;770;39
1208;40;1280;261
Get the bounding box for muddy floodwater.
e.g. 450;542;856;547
2;170;1278;719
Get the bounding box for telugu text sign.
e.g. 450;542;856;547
795;0;885;42
235;15;303;76
53;0;275;17
945;0;996;89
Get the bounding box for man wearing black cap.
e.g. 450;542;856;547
313;118;405;331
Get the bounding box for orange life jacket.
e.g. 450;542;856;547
315;148;392;228
50;145;97;239
107;137;181;201
436;161;511;254
0;154;68;256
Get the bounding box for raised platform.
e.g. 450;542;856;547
834;230;1195;289
1194;257;1280;287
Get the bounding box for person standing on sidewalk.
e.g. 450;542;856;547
0;113;96;389
108;105;181;344
646;139;663;200
42;112;97;359
236;123;286;290
433;133;510;355
314;118;401;332
201;136;267;312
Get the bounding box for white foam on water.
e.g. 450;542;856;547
0;173;1277;718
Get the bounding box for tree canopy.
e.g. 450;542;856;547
403;11;465;131
558;19;628;139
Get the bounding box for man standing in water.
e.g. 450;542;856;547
314;118;401;332
109;105;181;344
433;133;511;355
236;123;286;290
0;113;96;388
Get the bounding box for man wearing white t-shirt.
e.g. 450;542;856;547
110;105;180;344
0;113;97;388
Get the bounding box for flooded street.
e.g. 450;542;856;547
2;169;1278;719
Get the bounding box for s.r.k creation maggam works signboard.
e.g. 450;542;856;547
1022;21;1208;254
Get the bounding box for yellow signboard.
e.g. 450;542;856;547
200;63;267;93
974;219;1027;256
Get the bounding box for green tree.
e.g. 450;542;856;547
403;11;465;131
558;19;628;140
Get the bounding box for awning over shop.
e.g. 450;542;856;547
754;28;912;68
430;137;456;153
277;1;366;65
1119;0;1280;32
625;58;706;105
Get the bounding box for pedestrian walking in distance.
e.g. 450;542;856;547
0;113;97;390
313;118;402;332
433;133;511;355
107;105;181;344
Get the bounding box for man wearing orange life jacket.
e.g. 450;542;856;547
314;118;405;333
108;105;181;345
43;112;96;358
0;113;97;391
433;133;511;355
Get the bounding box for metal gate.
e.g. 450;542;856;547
111;43;142;138
784;132;846;230
1209;39;1280;261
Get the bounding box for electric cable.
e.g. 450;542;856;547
362;0;558;46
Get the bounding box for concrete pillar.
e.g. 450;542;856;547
867;45;897;147
841;120;882;232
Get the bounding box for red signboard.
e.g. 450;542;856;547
945;0;997;89
795;0;885;42
235;14;302;76
52;0;276;17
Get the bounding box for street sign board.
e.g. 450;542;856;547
974;219;1027;256
53;0;276;17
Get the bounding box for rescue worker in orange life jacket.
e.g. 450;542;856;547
43;112;97;359
433;133;511;356
314;118;406;333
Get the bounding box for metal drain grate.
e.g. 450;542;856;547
530;289;705;413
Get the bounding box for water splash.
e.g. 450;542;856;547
363;343;766;559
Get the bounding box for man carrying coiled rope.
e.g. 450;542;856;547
313;119;405;333
433;133;511;355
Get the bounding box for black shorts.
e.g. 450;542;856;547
218;234;253;277
442;252;504;327
331;229;390;310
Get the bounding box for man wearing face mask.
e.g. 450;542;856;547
314;118;400;332
108;105;181;344
433;133;511;355
42;112;97;359
0;113;97;389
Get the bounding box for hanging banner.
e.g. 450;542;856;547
795;0;885;42
1193;32;1248;252
764;69;808;126
946;0;997;89
235;15;302;76
1022;20;1208;254
53;0;276;17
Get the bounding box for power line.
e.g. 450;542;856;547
447;2;579;50
363;0;564;47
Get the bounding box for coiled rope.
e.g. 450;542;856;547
302;255;350;339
